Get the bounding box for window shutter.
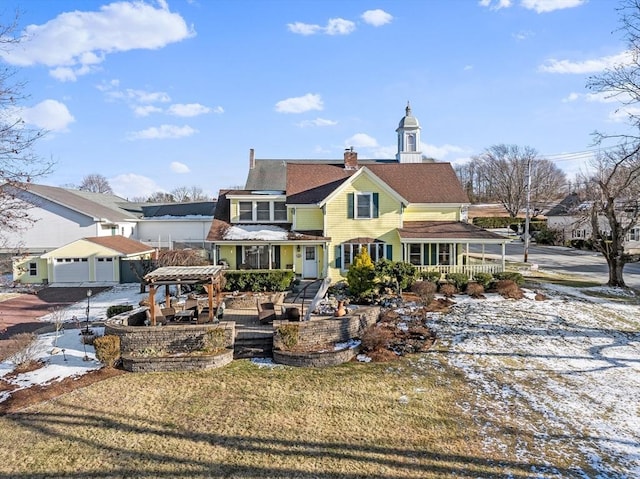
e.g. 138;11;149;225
386;244;393;260
335;246;342;269
235;245;242;269
347;193;354;218
373;193;379;218
273;245;281;269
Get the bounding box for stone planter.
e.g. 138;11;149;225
121;348;234;373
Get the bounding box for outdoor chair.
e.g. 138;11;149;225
160;307;176;322
257;301;277;324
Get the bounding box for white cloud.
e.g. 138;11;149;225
562;92;580;103
540;51;631;74
21;99;75;131
361;9;393;27
275;93;323;113
0;1;194;81
464;65;474;71
212;106;224;114
513;30;534;41
345;133;378;148
325;18;356;35
167;103;211;117
170;161;190;173
133;105;163;117
478;0;513;11
127;124;197;140
288;18;355;36
608;106;640;123
287;22;323;36
521;0;585;13
109;173;163;199
297;118;338;127
422;143;468;160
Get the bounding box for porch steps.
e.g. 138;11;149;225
233;321;274;359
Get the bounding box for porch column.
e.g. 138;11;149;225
323;241;329;277
268;245;273;270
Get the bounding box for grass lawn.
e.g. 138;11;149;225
0;355;585;479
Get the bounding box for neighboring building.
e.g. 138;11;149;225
207;104;509;281
13;235;155;284
546;193;640;253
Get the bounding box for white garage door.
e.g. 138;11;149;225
95;257;116;282
53;258;90;283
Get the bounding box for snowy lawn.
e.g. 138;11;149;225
421;283;640;478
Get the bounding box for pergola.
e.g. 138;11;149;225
144;265;225;326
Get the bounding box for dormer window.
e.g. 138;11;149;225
356;193;373;219
347;192;379;219
236;199;288;222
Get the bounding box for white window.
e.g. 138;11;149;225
572;229;586;239
341;242;387;270
28;262;37;276
409;244;421;265
355;193;373;219
239;201;253;221
237;200;288;222
628;227;640;242
407;133;416;152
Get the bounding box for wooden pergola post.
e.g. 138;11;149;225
149;284;157;326
165;285;171;309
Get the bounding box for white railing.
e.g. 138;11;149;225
414;264;503;278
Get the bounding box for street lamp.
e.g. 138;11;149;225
85;289;92;333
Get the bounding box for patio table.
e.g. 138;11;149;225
174;310;195;322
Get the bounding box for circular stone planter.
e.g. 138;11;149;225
273;345;360;368
121;348;234;373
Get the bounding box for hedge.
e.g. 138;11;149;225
223;270;295;292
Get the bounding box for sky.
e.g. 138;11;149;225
0;0;631;200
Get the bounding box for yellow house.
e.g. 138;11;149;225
207;105;508;281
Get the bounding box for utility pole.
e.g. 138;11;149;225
524;159;531;263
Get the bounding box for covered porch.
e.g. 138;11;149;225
398;221;510;278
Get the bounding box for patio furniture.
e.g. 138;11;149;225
174;310;195;322
161;307;176;322
257;301;277;324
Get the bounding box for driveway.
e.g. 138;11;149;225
0;287;109;339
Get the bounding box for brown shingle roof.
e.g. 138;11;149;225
398;221;507;241
286;162;469;205
84;236;155;255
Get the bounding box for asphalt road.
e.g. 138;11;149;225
477;241;640;289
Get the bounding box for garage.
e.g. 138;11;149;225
95;257;116;282
53;258;90;283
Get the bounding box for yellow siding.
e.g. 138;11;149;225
295;208;323;230
404;205;460;222
12;256;48;284
46;240;116;257
325;175;403;281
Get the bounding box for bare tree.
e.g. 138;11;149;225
473;144;566;217
577;148;640;287
79;174;113;194
147;191;175;202
170;185;210;202
0;14;52;237
584;0;640;286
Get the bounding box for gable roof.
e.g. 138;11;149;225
5;183;139;223
546;193;583;217
285;162;469;205
83;236;156;255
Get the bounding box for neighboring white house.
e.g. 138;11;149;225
546;193;640;254
2;183;217;283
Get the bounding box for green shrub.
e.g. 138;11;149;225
534;227;561;245
374;259;417;292
445;273;469;291
347;248;376;303
419;270;442;283
94;335;120;368
493;271;524;286
472;217;520;228
106;305;134;318
473;272;493;289
222;270;295;292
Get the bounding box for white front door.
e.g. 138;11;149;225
302;246;317;279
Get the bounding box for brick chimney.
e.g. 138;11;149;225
344;147;358;170
249;148;255;169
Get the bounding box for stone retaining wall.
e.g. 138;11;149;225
272;306;379;353
105;319;235;372
122;348;234;373
273;345;360;367
223;292;285;309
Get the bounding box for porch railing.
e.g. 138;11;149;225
413;264;503;278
